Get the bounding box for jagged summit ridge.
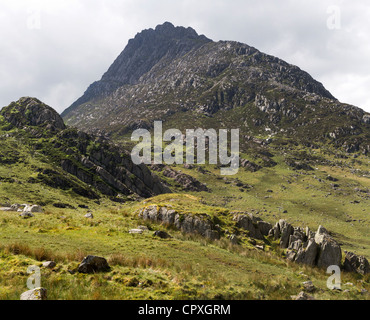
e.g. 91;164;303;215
62;22;212;116
61;23;369;154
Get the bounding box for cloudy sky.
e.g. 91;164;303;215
1;0;369;113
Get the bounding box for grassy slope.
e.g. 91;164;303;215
0;195;369;300
0;123;369;300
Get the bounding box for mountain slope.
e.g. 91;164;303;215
62;22;370;154
62;22;211;117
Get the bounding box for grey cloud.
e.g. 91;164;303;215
0;0;369;113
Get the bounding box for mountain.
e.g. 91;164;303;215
0;97;170;202
62;22;369;155
1;23;369;301
61;22;211;117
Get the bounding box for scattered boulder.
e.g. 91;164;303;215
153;230;172;239
229;234;239;245
129;229;144;234
42;261;56;269
343;251;370;275
20;287;47;300
24;205;43;213
291;291;315;301
84;212;94;219
19;212;34;219
302;281;316;293
78;255;110;274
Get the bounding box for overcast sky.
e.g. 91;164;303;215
1;0;369;114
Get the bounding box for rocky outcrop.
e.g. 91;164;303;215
233;213;265;240
138;205;220;240
0;97;171;199
284;225;342;270
268;219;294;248
343;251;370;275
2;97;66;131
152;165;209;192
138;204;368;275
294;239;319;267
314;226;342;269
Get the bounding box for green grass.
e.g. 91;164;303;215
0;111;369;300
0;199;368;300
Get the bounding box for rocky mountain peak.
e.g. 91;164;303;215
1;97;66;131
61;22;212;117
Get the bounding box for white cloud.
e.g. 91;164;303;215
0;0;369;113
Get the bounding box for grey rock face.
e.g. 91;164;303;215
278;220;294;249
257;220;273;236
233;214;264;240
139;205;220;240
343;251;370;275
314;226;342;269
268;219;294;247
78;255;111;274
294;239;319;267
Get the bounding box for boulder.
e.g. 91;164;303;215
343;251;370;275
229;234;239;245
20;287;47;300
153;230;172;239
294;239;319;267
138;225;150;232
24;205;43;213
84;212;94;219
314;226;342;269
268;222;281;240
77;255;110;274
19;212;34;219
0;207;13;212
291;291;315;300
42;261;56;269
278;219;294;248
302;281;316;293
129;229;144;234
233;214;264;240
257;220;273;236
